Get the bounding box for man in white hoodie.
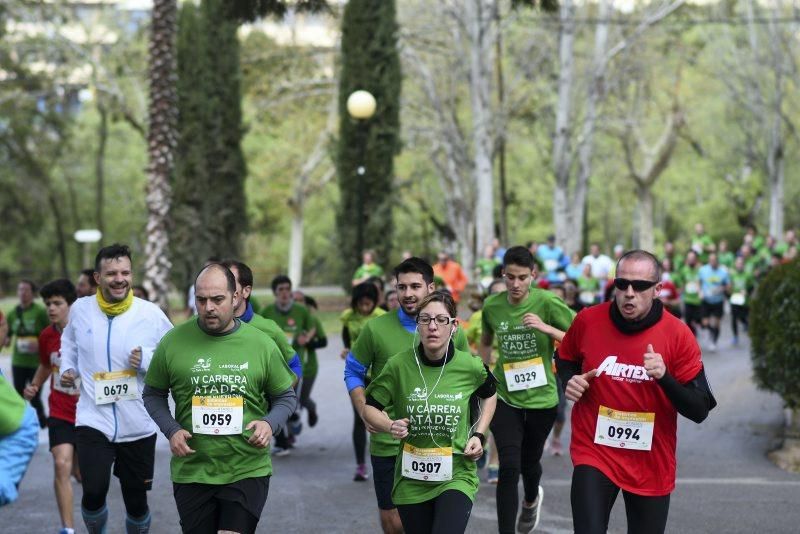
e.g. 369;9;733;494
60;244;172;534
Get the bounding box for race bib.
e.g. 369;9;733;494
93;370;139;405
192;396;244;435
15;336;38;354
544;259;559;272
685;282;699;294
503;357;547;392
594;405;654;451
730;293;746;306
401;443;453;482
579;291;596;305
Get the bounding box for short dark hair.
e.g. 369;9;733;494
503;246;535;269
80;269;98;287
616;250;662;281
19;279;37;293
393;257;434;285
352;282;379;310
271;275;292;293
417;290;457;318
196;263;237;294
95;244;132;272
40;279;77;305
222;260;253;289
132;285;150;301
303;295;318;310
366;276;384;290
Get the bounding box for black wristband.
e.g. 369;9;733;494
471;432;486;446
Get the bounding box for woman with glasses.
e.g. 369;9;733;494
362;291;497;534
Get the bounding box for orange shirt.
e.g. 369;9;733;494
433;261;469;302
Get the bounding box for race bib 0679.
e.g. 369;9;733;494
93;370;139;405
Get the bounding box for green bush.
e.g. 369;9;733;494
750;259;800;408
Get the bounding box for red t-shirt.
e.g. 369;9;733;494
38;325;79;424
559;302;702;496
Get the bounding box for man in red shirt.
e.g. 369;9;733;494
433;251;469;303
557;250;715;534
23;279;79;534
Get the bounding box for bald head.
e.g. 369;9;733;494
195;263;238;334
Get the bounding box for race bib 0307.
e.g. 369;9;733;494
401;443;453;482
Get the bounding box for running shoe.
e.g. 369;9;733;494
353;463;369;481
516;486;543;533
308;408;318;427
549;437;563;456
272;446;291;457
709;341;718;353
732;335;739;347
58;529;75;534
487;465;499;485
290;414;303;436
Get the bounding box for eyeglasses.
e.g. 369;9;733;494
416;314;456;326
613;278;658;292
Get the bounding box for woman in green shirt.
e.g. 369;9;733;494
363;291;497;534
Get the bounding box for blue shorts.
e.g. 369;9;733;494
0;405;39;506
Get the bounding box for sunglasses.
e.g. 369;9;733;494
613;278;658;292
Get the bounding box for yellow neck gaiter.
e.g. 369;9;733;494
96;289;134;317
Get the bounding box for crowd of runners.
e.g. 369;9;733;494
0;222;794;533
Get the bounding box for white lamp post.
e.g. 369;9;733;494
74;229;103;268
346;90;376;257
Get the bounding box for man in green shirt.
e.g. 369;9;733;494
143;264;296;534
690;223;716;263
344;257;470;534
479;246;576;534
352;249;385;287
729;256;755;346
679;250;703;337
292;291;327;429
9;279;50;427
261;275;316;452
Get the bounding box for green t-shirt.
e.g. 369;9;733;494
718;251;736;269
302;315;326;378
366;347;488;505
9;302;49;368
577;276;600;292
247;313;296;366
0;374;26;435
260;303;313;357
145;320;295;485
340;307;387;346
481;289;575;410
679;265;702;305
729;270;755;306
353;263;384;282
475;258;498;278
691;234;715;263
351;309;470;457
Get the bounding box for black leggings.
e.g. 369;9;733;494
396;490;473;534
731;304;749;337
352;403;366;464
299;374;317;413
76;426;155;517
490;400;557;534
12;365;45;425
571;465;670;534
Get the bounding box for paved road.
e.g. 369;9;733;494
2;320;798;533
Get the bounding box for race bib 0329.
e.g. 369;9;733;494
503;357;547;392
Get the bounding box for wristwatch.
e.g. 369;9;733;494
471;431;486;446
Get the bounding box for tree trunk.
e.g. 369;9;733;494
636;184;655;252
144;0;178;311
552;0;576;251
95;100;108;236
468;0;495;276
288;204;304;287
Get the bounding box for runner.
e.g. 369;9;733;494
76;269;98;298
294;292;327;429
341;282;387;481
9;279;50;427
260;275;315;454
728;256;754;346
143;264;297;534
478;245;576;533
690;223;715;263
59;244;173;534
362;291;498;534
557;249;716;534
344;257;471;534
353;249;385;286
433;252;469;304
678;250;703;336
537;235;568;283
22;279;80;534
698;253;730;352
0;370;39;507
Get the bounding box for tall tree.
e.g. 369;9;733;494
171;0;247;293
336;0;401;285
145;0;178;310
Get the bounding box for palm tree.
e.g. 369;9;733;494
144;0;178;311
